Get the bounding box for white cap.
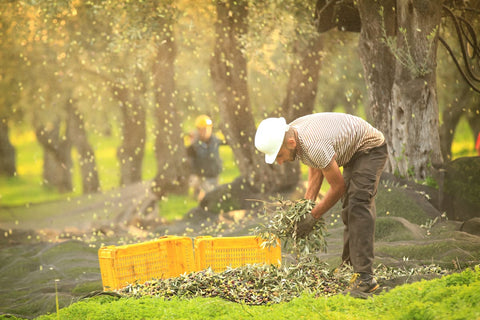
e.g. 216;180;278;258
254;117;289;164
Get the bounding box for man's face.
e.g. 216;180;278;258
275;144;296;165
198;126;212;142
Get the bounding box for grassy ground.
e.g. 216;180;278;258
0;127;240;220
27;266;480;320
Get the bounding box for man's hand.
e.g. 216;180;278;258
295;213;319;238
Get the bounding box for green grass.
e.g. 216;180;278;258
0;127;239;220
451;117;478;158
158;194;199;221
30;266;480;320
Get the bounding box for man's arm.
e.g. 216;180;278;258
304;167;324;201
310;157;346;219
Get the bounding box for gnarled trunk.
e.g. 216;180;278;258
357;0;396;172
210;0;275;193
390;0;443;179
280;32;326;191
152;14;189;197
281;32;325;122
358;0;444;179
35;119;73;192
116;82;146;186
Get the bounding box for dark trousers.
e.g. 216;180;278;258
341;143;388;275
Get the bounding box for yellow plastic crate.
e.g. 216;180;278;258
98;236;194;290
194;236;281;272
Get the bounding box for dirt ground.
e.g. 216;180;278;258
1;180;479;319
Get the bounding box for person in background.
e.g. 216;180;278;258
254;112;388;298
187;115;223;201
476;132;480;156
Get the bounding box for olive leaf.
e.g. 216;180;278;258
119;255;445;305
120;257;349;304
252;198;328;257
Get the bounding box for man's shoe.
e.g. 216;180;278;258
342;273;379;298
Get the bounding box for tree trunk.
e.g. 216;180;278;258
357;0;396;172
151;14;189;197
66;101;100;194
210;0;279;193
279;32;326;191
116;81;146;186
281;32;325;122
35;120;73;192
358;0;444;180
0;117;16;176
390;0;443;179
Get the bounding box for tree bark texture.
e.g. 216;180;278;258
279;32;326;191
152;17;189;197
357;0;396;172
66;101;100;194
210;0;273;192
0;118;16;176
390;0;443;179
35;120;73;192
358;0;444;180
281;32;325;122
115;80;146;186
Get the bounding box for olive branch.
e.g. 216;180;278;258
379;6;438;77
252;198;328;258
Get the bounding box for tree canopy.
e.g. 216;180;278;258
1;0;479;198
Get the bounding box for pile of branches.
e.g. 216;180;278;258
120;257;349;305
120;259;447;305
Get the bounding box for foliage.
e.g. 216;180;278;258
32;266;480;320
2;0;478;201
121;257;347;305
253;199;328;257
378;5;439;78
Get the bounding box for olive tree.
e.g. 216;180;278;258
210;0;324;195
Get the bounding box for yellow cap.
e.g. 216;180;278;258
195;115;213;128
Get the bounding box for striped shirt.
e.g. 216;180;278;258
290;113;385;169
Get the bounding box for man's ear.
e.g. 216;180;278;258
286;137;296;148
